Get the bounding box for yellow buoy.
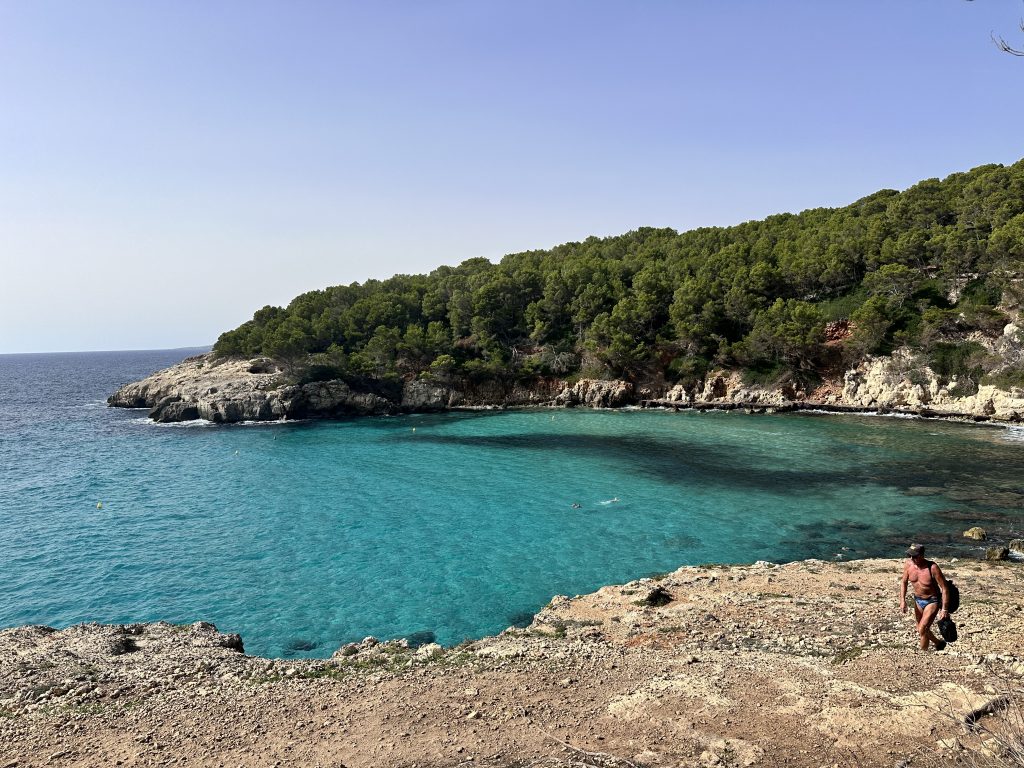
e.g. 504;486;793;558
96;502;103;509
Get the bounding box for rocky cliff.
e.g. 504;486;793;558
107;355;393;422
110;320;1024;424
106;354;572;422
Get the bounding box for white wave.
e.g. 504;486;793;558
1002;426;1024;443
129;417;217;428
78;400;113;410
128;416;303;429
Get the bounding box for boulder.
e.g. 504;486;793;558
663;383;693;403
702;375;729;400
641;586;673;607
1008;539;1024;555
963;527;987;541
986;546;1010;561
413;642;443;660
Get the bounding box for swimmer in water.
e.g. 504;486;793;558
571;502;582;509
599;497;620;505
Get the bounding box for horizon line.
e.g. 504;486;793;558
0;344;213;357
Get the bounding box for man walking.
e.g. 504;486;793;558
899;543;951;651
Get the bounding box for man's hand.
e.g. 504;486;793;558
900;600;907;614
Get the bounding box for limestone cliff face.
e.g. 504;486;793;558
842;350;1024;420
663;372;797;409
109;354;583;423
841;322;1024;421
110;326;1024;423
553;378;635;408
107;355;395;422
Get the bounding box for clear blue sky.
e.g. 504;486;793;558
2;1;1022;353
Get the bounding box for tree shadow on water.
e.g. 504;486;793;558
400;432;868;495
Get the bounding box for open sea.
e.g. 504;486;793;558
1;348;1023;658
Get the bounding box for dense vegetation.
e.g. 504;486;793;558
215;160;1024;391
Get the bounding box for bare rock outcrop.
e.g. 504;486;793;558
4;559;1022;767
110;328;1024;423
108;355;289;422
672;370;799;410
400;379;463;410
110;352;580;423
0;621;244;717
554;379;635;408
108;353;396;423
843;346;1024;421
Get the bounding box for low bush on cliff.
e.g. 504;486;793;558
214;159;1024;386
986;366;1024;391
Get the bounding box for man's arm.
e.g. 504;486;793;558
899;563;909;613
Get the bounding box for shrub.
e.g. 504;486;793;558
985;367;1024;390
929;342;988;384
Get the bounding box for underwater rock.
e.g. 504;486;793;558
404;630;437;649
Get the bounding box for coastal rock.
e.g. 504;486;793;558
842;347;1024;421
108;354;287;423
109;331;1024;423
110;353;572;422
691;370;795;409
663;383;694;403
641;586;673;607
986;546;1010;561
963;527;988;541
413;642;443;660
1009;539;1024;555
401;379;462;410
331;636;412;662
108;353;395;423
554;379;635;408
152;400;200;422
278;380;393;419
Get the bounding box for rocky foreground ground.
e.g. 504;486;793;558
2;558;1022;768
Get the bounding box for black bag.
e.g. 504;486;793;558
945;580;960;613
931;564;960;613
938;616;958;643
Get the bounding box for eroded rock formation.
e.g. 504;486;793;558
110;334;1024;424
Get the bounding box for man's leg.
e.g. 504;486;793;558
917;602;940;650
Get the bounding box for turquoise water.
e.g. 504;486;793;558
2;350;1023;657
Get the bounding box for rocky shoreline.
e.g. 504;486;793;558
3;557;1023;767
108;341;1024;425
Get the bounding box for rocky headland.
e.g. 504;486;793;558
2;557;1023;767
108;321;1024;424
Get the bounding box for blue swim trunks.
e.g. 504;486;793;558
914;594;940;610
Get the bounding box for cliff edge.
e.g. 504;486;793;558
108;329;1024;423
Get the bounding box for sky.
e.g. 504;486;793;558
1;1;1023;353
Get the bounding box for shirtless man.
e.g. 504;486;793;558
899;543;950;651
